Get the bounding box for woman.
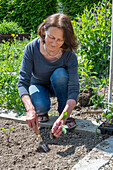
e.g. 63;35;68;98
18;13;79;138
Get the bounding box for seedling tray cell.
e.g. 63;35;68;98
98;123;113;135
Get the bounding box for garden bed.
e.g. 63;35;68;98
0;118;108;170
0;33;30;43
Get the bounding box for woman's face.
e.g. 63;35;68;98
44;27;64;51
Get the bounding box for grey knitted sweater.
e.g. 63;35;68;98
18;37;79;101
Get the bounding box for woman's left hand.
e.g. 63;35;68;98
51;117;65;138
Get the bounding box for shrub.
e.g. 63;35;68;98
0;0;9;24
73;0;111;76
59;0;100;18
0;20;24;34
59;0;112;18
0;0;58;33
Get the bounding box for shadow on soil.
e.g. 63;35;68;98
36;126;109;157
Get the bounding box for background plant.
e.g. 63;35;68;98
59;0;105;18
89;86;105;109
0;0;58;33
0;20;24;34
79;58;98;92
0;37;31;114
0;0;9;24
96;102;113;124
78;56;108;108
0;0;111;114
74;0;111;77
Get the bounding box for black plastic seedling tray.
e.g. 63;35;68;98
98;123;113;135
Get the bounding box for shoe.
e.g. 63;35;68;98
38;112;49;122
65;117;76;130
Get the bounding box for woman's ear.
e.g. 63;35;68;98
42;25;46;36
43;30;45;36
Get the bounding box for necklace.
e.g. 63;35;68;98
44;44;61;58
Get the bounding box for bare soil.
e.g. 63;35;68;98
0;118;108;170
0;88;110;170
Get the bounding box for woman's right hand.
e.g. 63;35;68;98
26;109;39;133
21;94;39;133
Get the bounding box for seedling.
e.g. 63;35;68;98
96;102;113;125
95;128;98;135
60;112;68;134
50;112;68;139
0;126;14;144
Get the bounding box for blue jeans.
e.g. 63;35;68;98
29;68;68;115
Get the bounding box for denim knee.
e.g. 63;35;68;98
50;68;68;85
29;85;50;114
32;98;50;114
50;68;68;113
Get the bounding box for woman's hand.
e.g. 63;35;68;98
21;94;39;133
26;110;39;133
51;117;66;138
51;99;76;138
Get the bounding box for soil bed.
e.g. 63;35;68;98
0;118;109;170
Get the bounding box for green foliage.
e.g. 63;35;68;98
96;102;113;124
0;0;9;24
59;0;109;18
0;0;111;116
0;37;30;114
74;0;111;76
0;20;24;34
78;55;108;109
79;58;98;91
89;86;105;109
0;0;58;33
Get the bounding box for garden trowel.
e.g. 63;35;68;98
35;125;49;152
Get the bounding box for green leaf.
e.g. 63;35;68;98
0;127;5;132
106;115;112;121
61;125;68;129
9;126;14;132
62;127;67;134
110;107;113;112
101;113;105;118
61;112;67;120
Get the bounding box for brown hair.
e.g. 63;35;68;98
38;13;79;51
